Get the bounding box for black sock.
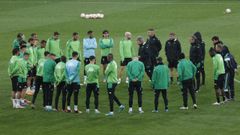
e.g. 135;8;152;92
217;97;220;103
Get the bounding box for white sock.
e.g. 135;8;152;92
20;99;25;104
12;99;16;108
74;105;78;111
139;107;142;112
84;76;87;80
67;106;71;110
16;99;20;106
129;107;133;112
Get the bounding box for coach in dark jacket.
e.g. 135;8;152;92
189;35;203;91
165;32;181;83
146;29;162;59
137;36;155;79
194;32;206;85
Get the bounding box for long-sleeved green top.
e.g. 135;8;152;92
152;64;170;90
177;59;196;82
99;38;114;56
126;60;145;82
119;39;135;61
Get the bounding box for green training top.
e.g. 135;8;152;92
54;61;66;85
27;46;38;67
119;39;135;61
66;39;81;60
177;59;196;82
43;58;56;83
99;38;114;56
36;58;46;77
37;47;46;62
126;60;145;82
46;37;62;58
17;58;30;83
8;55;20;77
152;64;170;90
105;60;118;84
212;54;225;80
12;39;20;49
85;63;100;85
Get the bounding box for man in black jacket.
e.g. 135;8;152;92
189;35;203;92
194;32;206;85
146;28;162;60
137;36;154;79
211;36;230;57
165;32;181;84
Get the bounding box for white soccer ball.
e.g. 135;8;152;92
85;14;90;19
96;13;101;18
92;14;98;19
80;13;86;18
99;14;104;19
225;8;231;14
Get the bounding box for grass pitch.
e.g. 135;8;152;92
0;0;240;135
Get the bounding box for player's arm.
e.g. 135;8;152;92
119;41;124;61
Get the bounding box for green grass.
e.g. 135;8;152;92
0;0;240;135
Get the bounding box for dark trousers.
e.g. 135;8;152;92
182;79;196;107
55;82;67;110
128;81;142;108
43;82;54;106
199;63;205;85
86;83;99;109
224;70;235;99
194;68;201;91
67;83;80;107
107;83;121;112
145;67;153;80
84;58;90;76
32;76;43;105
154;90;168;110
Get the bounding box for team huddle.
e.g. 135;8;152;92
8;29;238;116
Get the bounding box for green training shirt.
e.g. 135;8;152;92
212;54;225;80
8;55;20;77
85;63;100;85
177;59;196;82
66;39;81;60
119;39;135;61
46;37;62;58
152;64;170;90
99;38;114;56
36;58;46;77
126;60;145;82
43;58;56;83
17;58;30;83
37;47;46;61
54;62;66;85
27;45;38;67
105;60;118;84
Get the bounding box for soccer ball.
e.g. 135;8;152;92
225;8;231;14
92;14;98;19
85;14;90;19
99;14;104;19
80;13;86;18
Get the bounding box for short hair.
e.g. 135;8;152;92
54;32;60;36
28;38;34;42
40;40;47;44
72;51;78;57
87;30;93;34
89;56;96;61
211;36;219;41
24;52;29;56
156;57;163;63
20;45;27;49
61;56;67;63
169;32;176;36
31;33;37;37
17;33;24;38
125;32;132;36
148;28;155;31
44;51;50;57
19;41;27;46
102;30;109;34
73;32;79;36
178;53;185;60
136;36;144;42
50;53;56;56
12;48;19;55
108;53;113;59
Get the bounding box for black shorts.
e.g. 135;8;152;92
67;83;80;92
168;60;178;68
28;66;36;77
101;56;108;65
84;58;90;66
214;74;225;89
11;76;18;92
18;82;27;91
120;58;132;66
